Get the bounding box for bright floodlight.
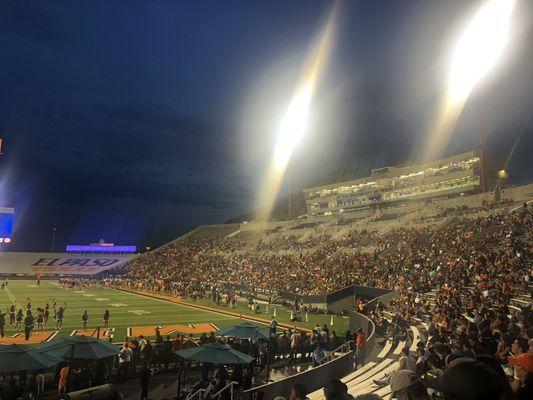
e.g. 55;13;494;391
423;0;515;163
448;0;514;105
254;7;335;222
273;81;314;169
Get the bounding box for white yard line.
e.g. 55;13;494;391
4;287;17;305
115;289;271;327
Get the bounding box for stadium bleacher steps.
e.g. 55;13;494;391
373;385;393;398
433;216;458;233
376;340;393;359
307;337;399;400
346;358;396;390
409;325;420;352
225;229;241;238
348;361;399;396
511;295;531;309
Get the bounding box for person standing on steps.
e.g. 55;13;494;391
355;328;367;368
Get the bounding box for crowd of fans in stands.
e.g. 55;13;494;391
124;205;530;304
123;229;382;296
118;202;532;399
6;203;529;399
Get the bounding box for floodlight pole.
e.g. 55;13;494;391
50;224;57;253
288;179;293;220
287;160;293;220
479;109;487;193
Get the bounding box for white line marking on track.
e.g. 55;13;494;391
118;290;271;327
128;310;151;315
109;303;128;308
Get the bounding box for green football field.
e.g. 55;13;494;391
0;280;348;342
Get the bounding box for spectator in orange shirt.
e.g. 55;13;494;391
355;328;366;368
58;362;70;395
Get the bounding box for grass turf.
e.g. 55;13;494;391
0;280;348;342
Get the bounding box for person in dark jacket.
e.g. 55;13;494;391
140;363;152;400
24;311;34;341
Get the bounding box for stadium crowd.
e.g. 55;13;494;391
123;206;531;304
1;203;531;399
117;203;532;399
122;229;382;296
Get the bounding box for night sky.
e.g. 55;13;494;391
1;0;532;252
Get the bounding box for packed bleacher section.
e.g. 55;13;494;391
2;189;531;400
118;195;532;399
124;203;531;299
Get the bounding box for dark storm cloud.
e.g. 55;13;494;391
7;99;244;206
0;2;77;44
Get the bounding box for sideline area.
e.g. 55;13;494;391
0;282;317;345
117;288;314;334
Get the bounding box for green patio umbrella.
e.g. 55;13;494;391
175;342;255;365
218;322;270;340
37;335;119;360
0;344;62;373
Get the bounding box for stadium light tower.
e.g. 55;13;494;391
447;0;515;106
255;9;335;222
424;0;515;169
275;80;314;220
273;81;314;171
275;82;314;219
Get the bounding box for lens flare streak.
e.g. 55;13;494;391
424;0;515;162
255;9;336;222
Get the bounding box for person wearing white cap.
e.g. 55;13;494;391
389;370;430;400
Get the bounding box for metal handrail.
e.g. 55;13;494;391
185;388;206;400
325;340;353;362
211;381;239;400
185;381;238;400
331;340;353;353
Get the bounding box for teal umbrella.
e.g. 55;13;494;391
0;344;62;373
37;335;119;360
218;322;270;339
175;342;255;365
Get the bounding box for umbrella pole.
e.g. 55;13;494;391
265;340;272;383
177;365;181;400
68;344;74;393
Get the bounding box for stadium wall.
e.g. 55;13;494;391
365;289;399;311
244;314;375;400
327;285;394;314
0;252;134;276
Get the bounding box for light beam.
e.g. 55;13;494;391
255;9;335;222
424;0;515;162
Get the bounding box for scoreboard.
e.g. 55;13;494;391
0;207;14;244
